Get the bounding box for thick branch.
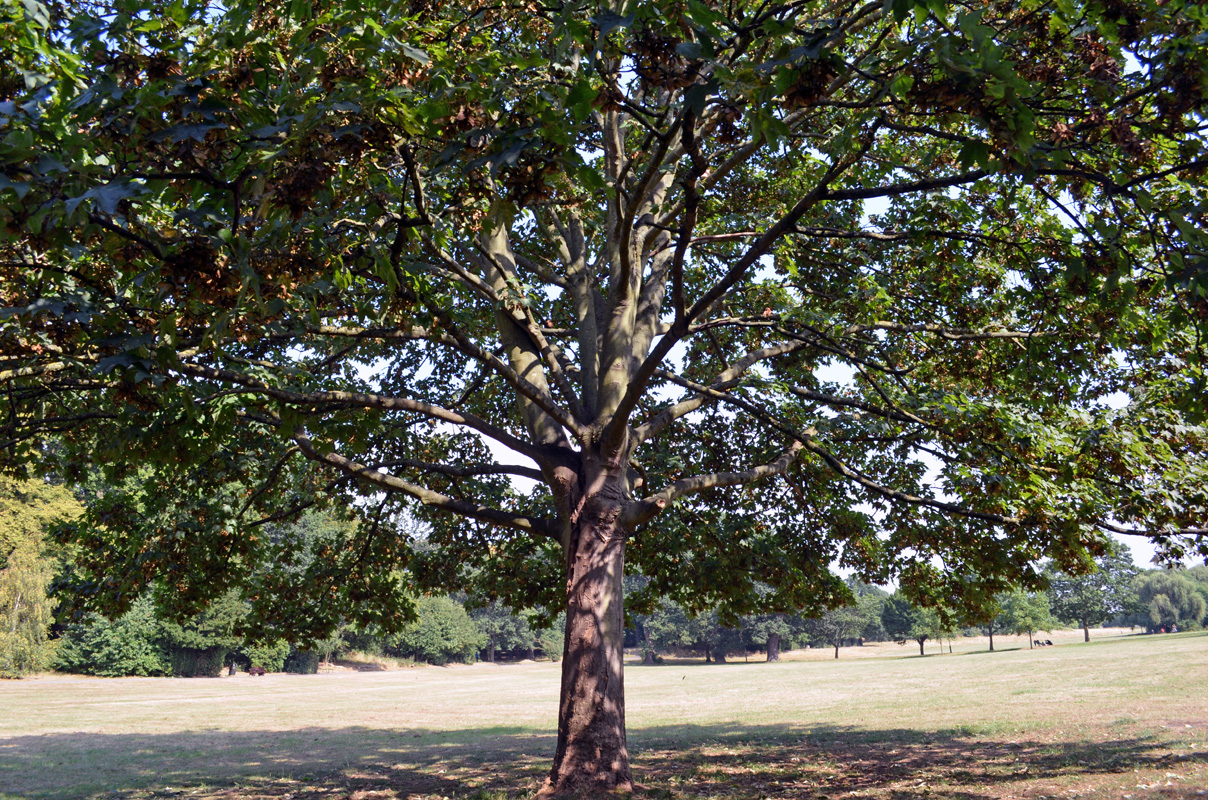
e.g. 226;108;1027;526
172;361;552;465
621;441;804;528
293;433;556;538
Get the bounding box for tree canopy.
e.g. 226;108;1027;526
3;0;1208;792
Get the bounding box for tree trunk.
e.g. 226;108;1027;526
766;632;780;662
917;637;926;656
641;649;656;665
834;641;839;659
1028;627;1034;649
988;621;994;652
1082;618;1090;642
487;641;495;663
715;648;727;663
539;469;632;798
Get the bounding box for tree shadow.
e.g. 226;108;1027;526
2;721;1204;799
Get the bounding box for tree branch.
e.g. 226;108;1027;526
293;432;557;538
622;441;804;528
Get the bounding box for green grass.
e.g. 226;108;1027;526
1;630;1206;799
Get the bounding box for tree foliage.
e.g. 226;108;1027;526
0;476;80;677
390;595;484;665
997;587;1056;645
1133;570;1207;631
3;0;1208;790
1047;550;1139;640
54;595;170;677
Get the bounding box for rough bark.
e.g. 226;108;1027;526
765;632;780;662
539;465;632;798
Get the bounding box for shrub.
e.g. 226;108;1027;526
241;639;290;672
168;646;226;677
55;597;169;677
284;648;321;673
390;596;484;665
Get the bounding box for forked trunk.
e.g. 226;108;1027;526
539;469;632;798
917;637;926;655
766;632;780;662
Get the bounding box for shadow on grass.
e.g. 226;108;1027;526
2;721;1205;800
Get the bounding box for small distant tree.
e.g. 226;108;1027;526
391;595;485;665
1134;571;1207;632
1048;551;1139;642
313;624;349;667
914;606;960;655
883;594;928;656
810;602;870;659
852;584;890;644
470;600;536;662
998;588;1056;648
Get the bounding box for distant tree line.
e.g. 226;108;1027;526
4;477;1206;678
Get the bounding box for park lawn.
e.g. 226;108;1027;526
1;630;1205;800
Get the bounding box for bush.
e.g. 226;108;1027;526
284;648;321;673
241;639;290;672
55;597;169;677
167;646;226;677
540;613;565;661
390;596;484;665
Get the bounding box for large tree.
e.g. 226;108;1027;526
3;0;1208;794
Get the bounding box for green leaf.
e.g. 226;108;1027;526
567;79;597;121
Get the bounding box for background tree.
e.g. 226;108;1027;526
849;581;890;644
54;595;170;677
809;600;871;658
1133;571;1207;632
469;599;537;662
1185;567;1208;615
389;595;485;665
882;594;928;656
0;477;80;677
3;0;1208;792
912;606;959;655
1048;551;1140;642
997;588;1056;648
746;612;803;662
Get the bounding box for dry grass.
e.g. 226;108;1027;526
1;629;1205;800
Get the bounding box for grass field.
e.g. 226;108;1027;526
2;629;1206;800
